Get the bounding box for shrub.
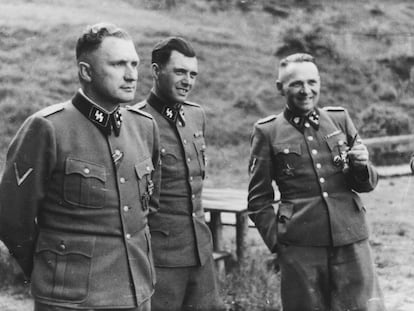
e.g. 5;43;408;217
359;104;412;138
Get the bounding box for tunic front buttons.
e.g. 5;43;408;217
191;194;196;200
120;177;126;184
126;234;131;239
189;176;193;181
316;163;322;169
307;136;314;141
312;149;318;155
320;177;325;183
183;139;187;144
123;205;129;212
83;168;90;174
304;122;310;128
187;158;191;163
323;192;329;198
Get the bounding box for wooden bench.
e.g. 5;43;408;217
203;188;250;277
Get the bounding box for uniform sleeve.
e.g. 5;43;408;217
247;124;278;252
343;110;378;193
0;115;56;278
149;119;161;214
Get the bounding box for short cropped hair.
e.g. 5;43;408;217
151;37;196;67
76;23;131;60
278;53;316;80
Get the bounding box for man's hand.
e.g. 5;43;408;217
347;141;369;168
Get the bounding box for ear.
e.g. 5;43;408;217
151;63;160;80
276;80;284;95
78;61;92;83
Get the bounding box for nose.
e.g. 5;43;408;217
300;83;311;95
125;65;138;81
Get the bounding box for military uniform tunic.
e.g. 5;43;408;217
248;107;378;251
0;91;160;309
136;93;212;267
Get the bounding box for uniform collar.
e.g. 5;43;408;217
147;92;185;126
72;90;122;136
284;107;320;133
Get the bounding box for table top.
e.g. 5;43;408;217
202;188;249;214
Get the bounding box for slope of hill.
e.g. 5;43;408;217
1;0;414;186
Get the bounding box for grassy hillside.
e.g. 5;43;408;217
1;0;414;187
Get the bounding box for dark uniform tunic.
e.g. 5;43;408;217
248;106;385;311
135;93;222;311
136;93;212;267
0;91;160;309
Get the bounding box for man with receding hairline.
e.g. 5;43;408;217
248;53;386;310
0;23;160;311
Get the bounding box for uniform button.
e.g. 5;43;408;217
58;243;66;251
320;177;325;183
178;121;183;127
312;149;318;155
202;144;206;150
191;194;196;200
189;176;193;181
123;205;129;212
316;163;322;169
283;148;289;154
322;192;328;198
338;140;344;146
114;149;121;156
120;177;126;183
304;122;310;128
192;212;196;217
187;158;191;163
183;139;187;144
126;234;131;239
307;136;314;141
146;165;151;171
161;148;166;153
83;168;90;174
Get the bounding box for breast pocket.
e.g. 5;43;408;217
63;158;106;208
160;144;181;179
135;157;154;211
193;137;207;179
31;231;95;303
272;144;302;177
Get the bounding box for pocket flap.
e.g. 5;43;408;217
36;231;95;257
325;133;347;151
273;144;301;156
65;158;106;182
135;158;154;179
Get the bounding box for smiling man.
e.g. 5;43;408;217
248;53;386;311
0;23;160;311
135;37;223;311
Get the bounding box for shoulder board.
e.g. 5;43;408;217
39;103;65;117
133;101;147;109
257;115;277;124
126;105;153;119
182;101;200;108
323;106;345;112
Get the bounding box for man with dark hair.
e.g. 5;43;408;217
135;37;223;311
248;53;386;311
0;23;160;311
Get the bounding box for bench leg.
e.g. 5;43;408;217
236;213;248;264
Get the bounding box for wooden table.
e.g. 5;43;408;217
203;188;250;264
